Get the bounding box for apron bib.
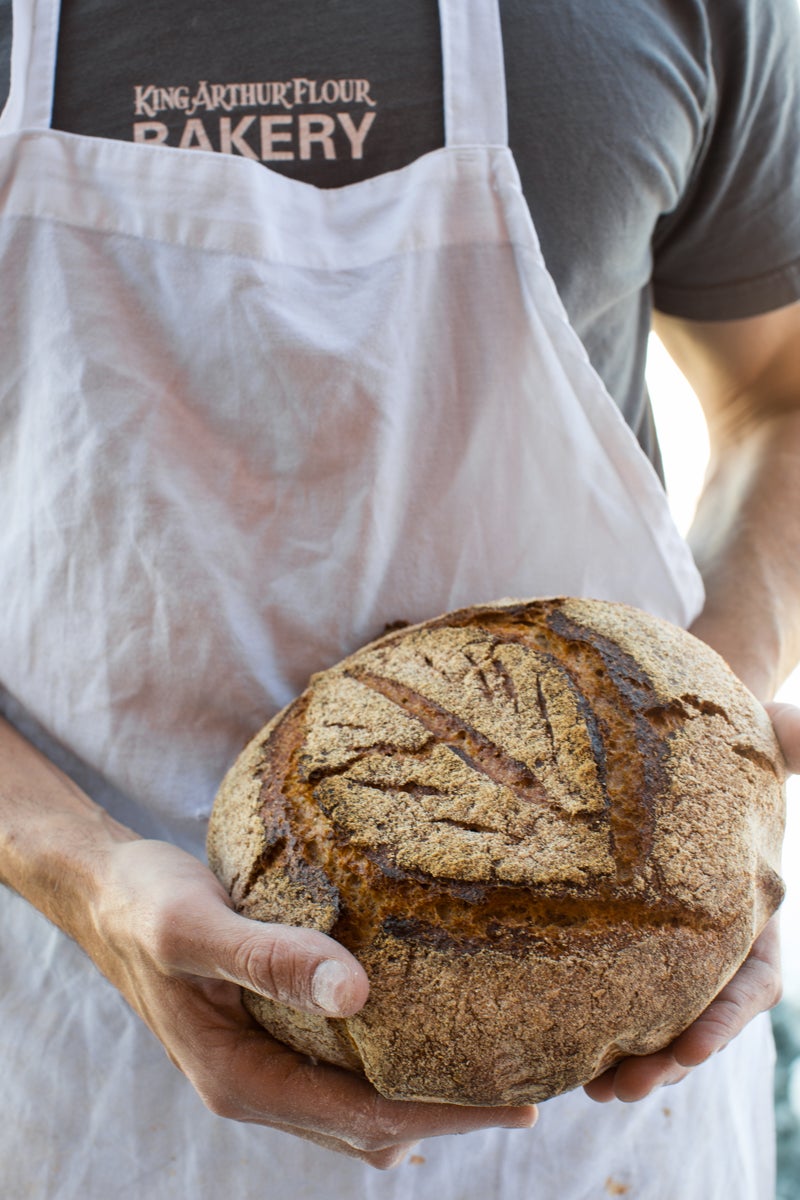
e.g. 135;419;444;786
0;1;773;1196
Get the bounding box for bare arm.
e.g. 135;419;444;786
660;301;800;700
586;300;800;1103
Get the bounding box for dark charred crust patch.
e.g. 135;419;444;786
492;652;521;712
248;836;288;880
325;854;712;958
347;666;555;805
299;741;431;785
286;855;342;914
380;895;724;959
381;915;485;956
545;608;655;706
531;608;680;881
535;675;556;753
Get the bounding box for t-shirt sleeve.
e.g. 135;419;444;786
652;0;800;320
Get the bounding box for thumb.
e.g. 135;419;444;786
765;701;800;776
191;902;370;1018
124;842;371;1017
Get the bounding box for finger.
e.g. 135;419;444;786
582;1064;619;1103
765;701;800;775
264;1119;419;1169
168;902;371;1017
272;1055;538;1149
671;922;782;1067
193;1027;537;1151
583;1049;689;1104
606;1051;690;1103
584;918;783;1103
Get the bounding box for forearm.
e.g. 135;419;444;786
0;716;139;945
653;304;800;700
688;408;800;701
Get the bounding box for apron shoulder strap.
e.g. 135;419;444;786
440;0;508;148
0;0;60;133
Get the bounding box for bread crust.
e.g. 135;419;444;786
207;597;785;1104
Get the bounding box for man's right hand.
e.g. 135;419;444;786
87;838;537;1167
0;710;537;1176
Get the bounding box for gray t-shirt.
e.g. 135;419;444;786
1;0;800;468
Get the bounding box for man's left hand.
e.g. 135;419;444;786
584;699;800;1103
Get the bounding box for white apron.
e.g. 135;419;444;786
0;1;776;1196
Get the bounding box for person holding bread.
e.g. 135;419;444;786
0;0;799;1196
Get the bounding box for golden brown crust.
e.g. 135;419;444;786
207;597;786;1104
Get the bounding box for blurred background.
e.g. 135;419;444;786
646;336;800;1198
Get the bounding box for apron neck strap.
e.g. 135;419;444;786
0;0;60;133
440;0;508;148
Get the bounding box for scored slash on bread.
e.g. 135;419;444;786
207;597;785;1105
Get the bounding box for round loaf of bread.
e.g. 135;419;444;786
207;597;785;1105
